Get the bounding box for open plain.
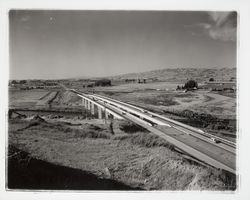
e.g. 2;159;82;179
8;68;237;190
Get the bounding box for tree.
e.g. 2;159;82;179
184;80;198;89
11;80;18;84
94;79;111;86
19;80;27;84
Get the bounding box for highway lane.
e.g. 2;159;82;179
87;93;236;150
156;125;235;168
68;89;236;174
165;124;235;154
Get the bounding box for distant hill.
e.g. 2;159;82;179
107;68;236;83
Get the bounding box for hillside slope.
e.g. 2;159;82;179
108;68;236;83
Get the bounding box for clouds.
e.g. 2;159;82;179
207;12;237;41
186;11;237;41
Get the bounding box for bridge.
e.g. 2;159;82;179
65;87;236;174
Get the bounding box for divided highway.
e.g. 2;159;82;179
68;88;236;174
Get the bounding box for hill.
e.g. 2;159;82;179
108;68;236;83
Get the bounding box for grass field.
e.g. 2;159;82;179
9;89;50;108
8;115;236;190
9;89;49;102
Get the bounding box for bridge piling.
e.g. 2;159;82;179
82;99;85;107
91;103;95;115
105;110;109;119
98;107;102;119
84;99;87;108
87;101;91;110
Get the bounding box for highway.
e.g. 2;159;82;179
68;88;236;174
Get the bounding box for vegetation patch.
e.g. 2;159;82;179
164;109;236;133
119;121;149;133
175;93;196;98
118;132;175;150
186;168;236;190
138;94;178;106
41;123;111;140
73;129;111;139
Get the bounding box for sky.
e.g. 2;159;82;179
9;10;237;80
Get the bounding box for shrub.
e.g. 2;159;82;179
119;122;149;134
120;132;175;150
184;80;198;89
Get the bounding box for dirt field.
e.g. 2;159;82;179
9;89;49;108
9;88;59;109
7;88;236;190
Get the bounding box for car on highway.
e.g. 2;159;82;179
211;138;220;143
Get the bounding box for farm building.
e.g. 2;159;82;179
202;81;236;92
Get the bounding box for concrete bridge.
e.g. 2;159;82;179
67;88;236;174
80;94;124;120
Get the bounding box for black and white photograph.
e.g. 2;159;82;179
7;9;237;191
1;0;250;199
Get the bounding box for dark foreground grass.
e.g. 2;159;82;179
8;146;141;190
8;118;236;190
